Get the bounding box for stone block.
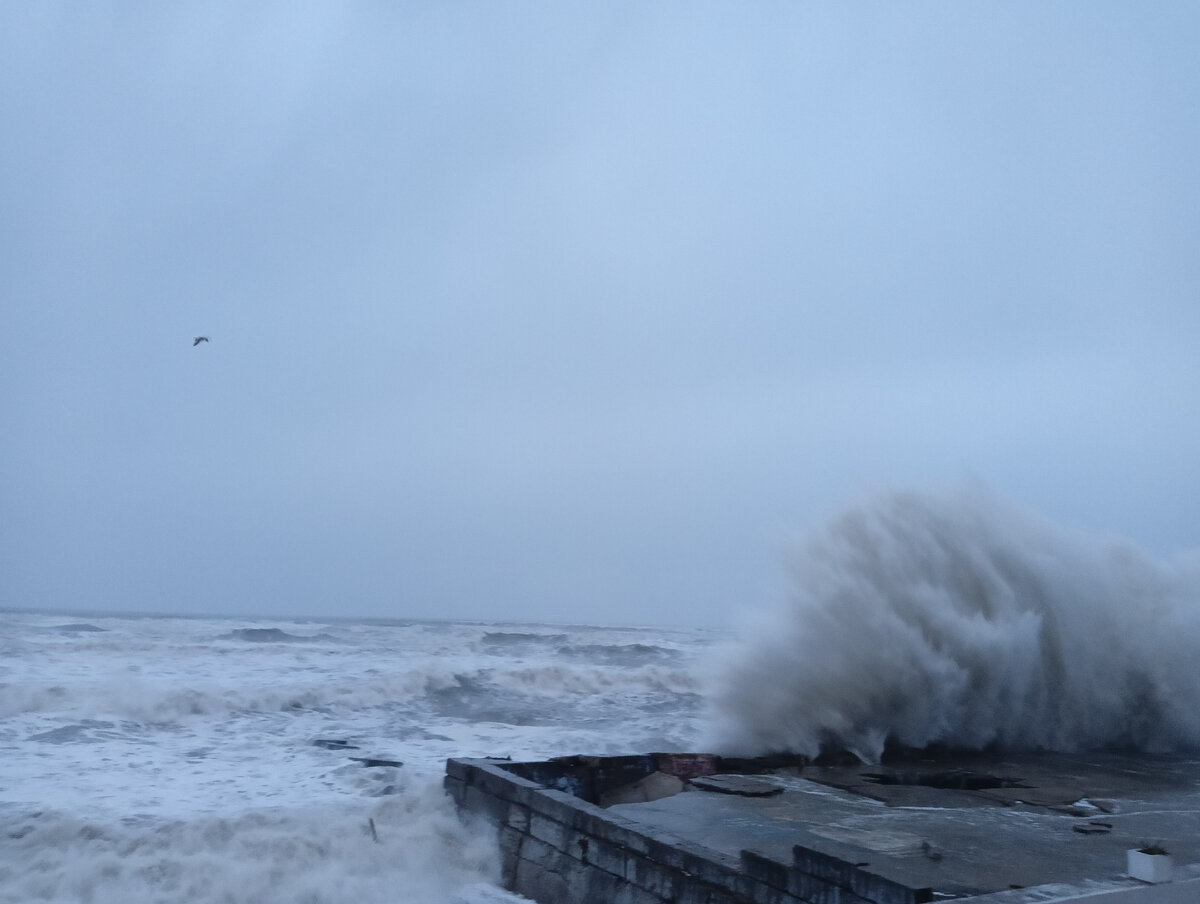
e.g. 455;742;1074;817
677;874;738;904
444;758;472;783
741;849;791;891
792;845;856;888
790;844;930;904
570;803;649;855
846;865;931;904
505;803;530;833
496;826;523;887
674;840;742;892
604;817;651;856
630;831;740;892
528;788;585;825
613;882;664;904
462;785;510;825
797;884;839;904
787;869;854;904
529;812;569;851
514;855;569;904
497;824;523;855
627;851;682;899
517;834;563;873
567;861;630;904
637;829;690;868
578;833;625;876
784;869;819;902
470;762;541;806
443;775;465;805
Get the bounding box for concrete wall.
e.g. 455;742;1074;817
445;757;931;904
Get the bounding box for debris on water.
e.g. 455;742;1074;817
351;756;404;768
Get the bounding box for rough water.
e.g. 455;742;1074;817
0;614;715;903
7;490;1198;900
709;489;1200;763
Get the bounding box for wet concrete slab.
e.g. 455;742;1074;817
607;752;1200;898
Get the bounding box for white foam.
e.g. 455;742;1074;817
0;612;711;902
0;784;500;904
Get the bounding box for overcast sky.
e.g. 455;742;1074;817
3;3;1198;626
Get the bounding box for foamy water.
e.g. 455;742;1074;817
8;490;1196;900
0;614;715;903
709;488;1200;762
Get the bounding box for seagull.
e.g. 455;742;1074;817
193;336;210;346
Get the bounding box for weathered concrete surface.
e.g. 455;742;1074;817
447;751;1200;904
448;753;925;904
611;752;1200;898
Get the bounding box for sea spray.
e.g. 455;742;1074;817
0;785;500;904
707;489;1200;762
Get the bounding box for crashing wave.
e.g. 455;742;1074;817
708;488;1200;762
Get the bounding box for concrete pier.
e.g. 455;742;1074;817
446;750;1200;904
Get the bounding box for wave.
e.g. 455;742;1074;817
707;488;1200;763
555;643;683;666
1;657;700;724
219;628;340;643
0;667;464;721
0;783;499;904
422;664;701;726
490;662;697;696
479;632;569;648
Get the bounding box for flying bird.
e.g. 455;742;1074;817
193;336;210;346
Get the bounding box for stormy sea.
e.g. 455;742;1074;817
0;613;717;903
4;489;1199;903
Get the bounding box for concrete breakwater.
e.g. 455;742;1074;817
445;750;1200;904
445;752;931;904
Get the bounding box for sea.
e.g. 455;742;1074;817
0;611;720;903
5;488;1199;903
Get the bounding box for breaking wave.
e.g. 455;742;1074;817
0;785;499;904
219;628;340;643
708;488;1200;763
479;632;569;648
555;643;683;666
0;659;699;723
0;669;453;721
